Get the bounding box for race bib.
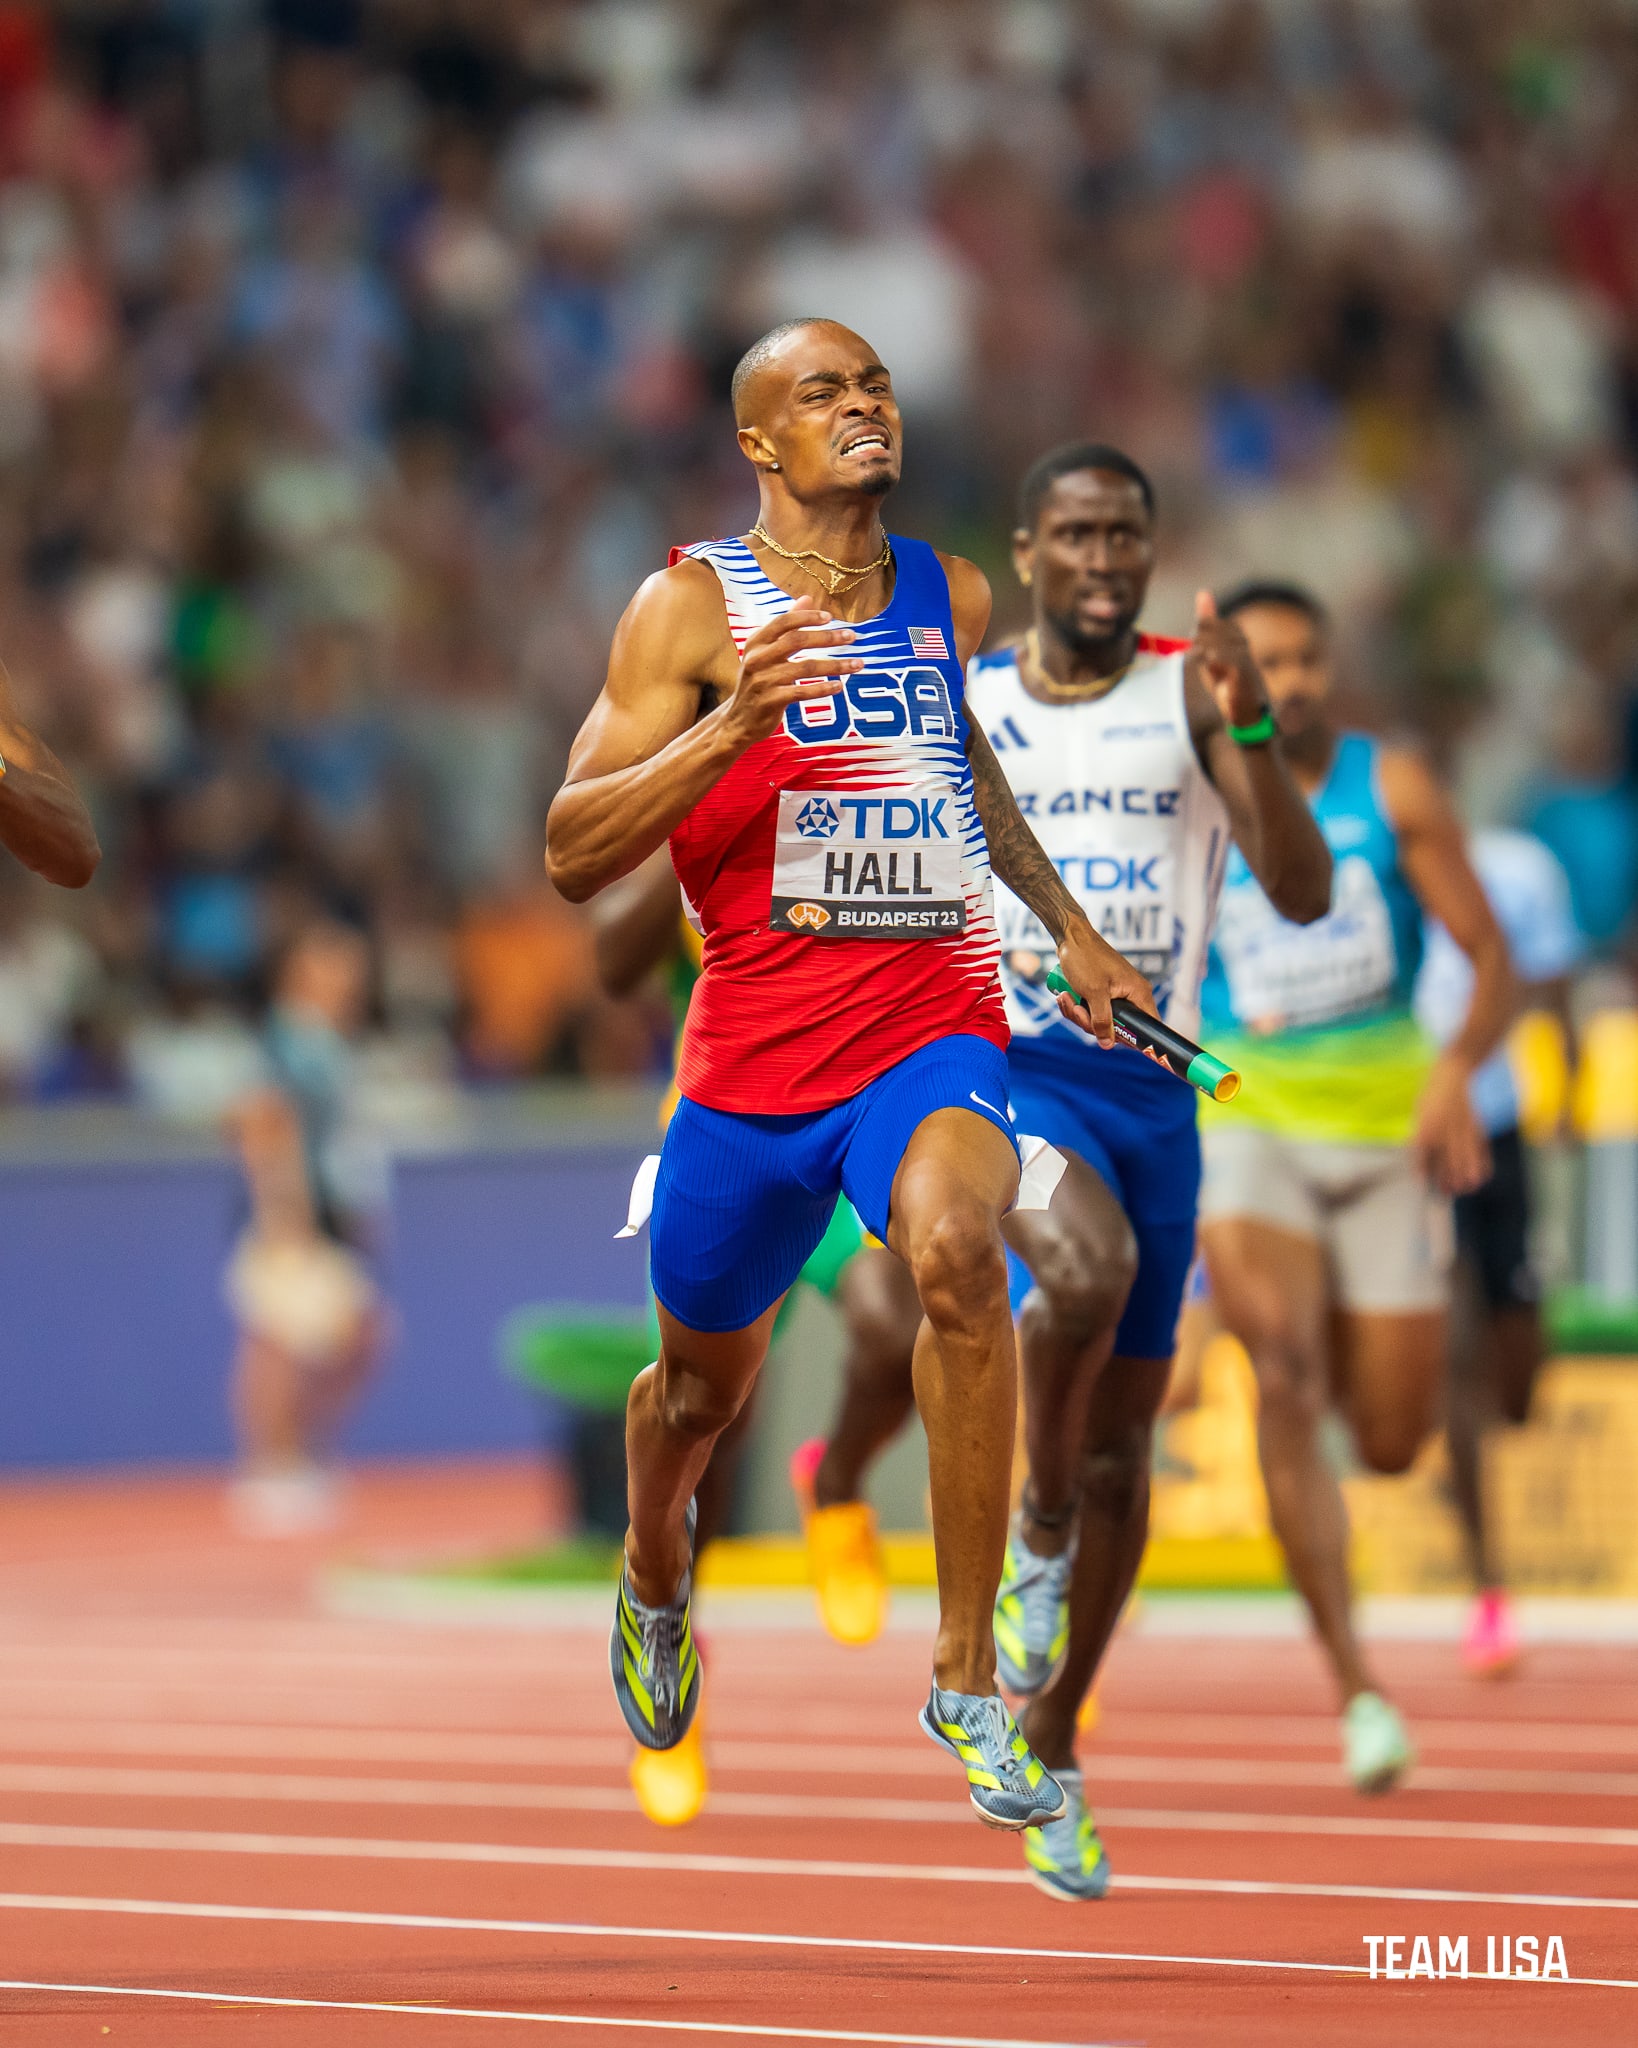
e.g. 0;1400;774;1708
1218;852;1398;1030
1024;858;1174;976
995;896;1178;1034
770;785;967;939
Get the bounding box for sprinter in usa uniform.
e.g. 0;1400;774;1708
548;327;1152;1830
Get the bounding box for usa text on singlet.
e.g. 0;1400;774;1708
667;534;1005;1116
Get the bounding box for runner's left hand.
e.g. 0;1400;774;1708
1054;919;1155;1050
1188;590;1268;729
1415;1053;1491;1196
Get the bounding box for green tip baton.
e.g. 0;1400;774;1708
1045;971;1241;1103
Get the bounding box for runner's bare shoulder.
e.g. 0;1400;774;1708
562;560;737;788
607;556;739;707
932;550;993;663
1374;740;1452;836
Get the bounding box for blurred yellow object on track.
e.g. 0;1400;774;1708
806;1501;889;1646
629;1711;709;1827
789;1436;890;1645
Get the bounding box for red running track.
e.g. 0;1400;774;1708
2;1466;1637;2046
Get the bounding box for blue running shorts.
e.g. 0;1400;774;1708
1005;1037;1200;1361
650;1034;1016;1334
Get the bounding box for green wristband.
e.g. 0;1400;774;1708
1227;707;1277;747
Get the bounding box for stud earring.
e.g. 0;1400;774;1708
1019;572;1032;587
768;462;781;472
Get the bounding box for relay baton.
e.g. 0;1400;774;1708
1045;971;1241;1102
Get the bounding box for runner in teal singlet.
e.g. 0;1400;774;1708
1198;582;1514;1792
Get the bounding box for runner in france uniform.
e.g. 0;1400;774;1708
1196;581;1513;1793
547;322;1153;1830
789;445;1332;1902
971;448;1331;1901
976;625;1227;1362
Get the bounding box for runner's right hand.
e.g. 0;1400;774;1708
721;603;866;746
1415;1052;1491;1195
1054;918;1156;1050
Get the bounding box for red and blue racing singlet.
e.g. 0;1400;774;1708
668;533;1006;1114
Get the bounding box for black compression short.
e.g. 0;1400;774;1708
1453;1124;1538;1313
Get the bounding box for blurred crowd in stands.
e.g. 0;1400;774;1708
0;0;1636;1115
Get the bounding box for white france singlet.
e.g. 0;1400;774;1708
965;638;1230;1046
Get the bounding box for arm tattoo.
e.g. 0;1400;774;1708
965;719;1081;944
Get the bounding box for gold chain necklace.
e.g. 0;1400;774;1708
749;524;892;597
1020;628;1136;701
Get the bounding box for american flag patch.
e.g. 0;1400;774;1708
908;626;949;660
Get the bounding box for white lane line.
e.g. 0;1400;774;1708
1102;1713;1638;1760
0;1644;572;1675
0;1764;798;1820
6;1702;1638;1761
4;1894;1633;1990
9;1762;1638;1846
1099;1758;1638;1798
0;1892;1367;1981
0;1688;893;1742
0;1722;581;1767
4;1729;1636;1798
0;1737;1044;1786
1102;1806;1638;1850
5;1820;1638;1916
1112;1871;1637;1912
2;1678;1635;1745
0;1684;591;1730
0;1982;1108;2047
0;1640;902;1678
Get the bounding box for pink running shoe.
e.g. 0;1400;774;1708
788;1437;826;1521
1463;1588;1521;1677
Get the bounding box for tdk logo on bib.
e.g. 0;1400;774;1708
785;669;958;746
795;797;840;838
1054;855;1163;892
771;784;966;940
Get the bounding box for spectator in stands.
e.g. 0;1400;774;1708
0;0;1628;1101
